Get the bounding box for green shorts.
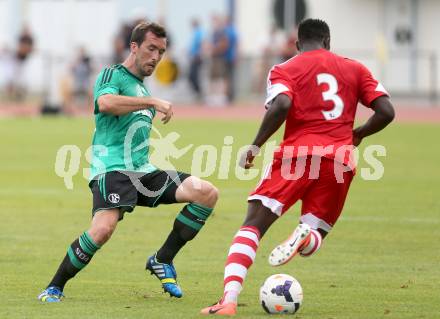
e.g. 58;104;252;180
89;170;191;219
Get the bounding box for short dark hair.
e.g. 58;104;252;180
298;19;330;43
130;22;167;46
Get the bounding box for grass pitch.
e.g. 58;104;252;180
0;117;439;319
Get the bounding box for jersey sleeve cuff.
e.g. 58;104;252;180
265;83;292;109
365;92;389;108
95;86;119;99
94;87;119;114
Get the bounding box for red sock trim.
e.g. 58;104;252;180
239;225;261;238
224;275;244;286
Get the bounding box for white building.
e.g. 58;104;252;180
236;0;440;97
1;0;439;100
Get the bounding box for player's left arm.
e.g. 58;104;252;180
353;96;395;146
353;64;395;146
240;94;292;169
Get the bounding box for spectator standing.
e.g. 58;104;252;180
4;26;34;100
188;18;204;101
71;47;93;100
112;36;127;64
254;25;285;93
208;14;228;106
280;26;298;62
224;16;238;103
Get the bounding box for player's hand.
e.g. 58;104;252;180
153;98;173;124
352;127;363;146
239;145;260;169
161;107;173;124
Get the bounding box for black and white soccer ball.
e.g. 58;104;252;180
260;274;303;314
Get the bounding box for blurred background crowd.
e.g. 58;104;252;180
0;0;439;114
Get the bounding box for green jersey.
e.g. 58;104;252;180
90;64;157;181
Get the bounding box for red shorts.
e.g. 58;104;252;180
248;156;354;232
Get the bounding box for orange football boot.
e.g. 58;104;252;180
201;301;237;316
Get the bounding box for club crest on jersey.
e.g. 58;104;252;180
108;193;120;204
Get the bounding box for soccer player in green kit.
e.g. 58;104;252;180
38;22;218;302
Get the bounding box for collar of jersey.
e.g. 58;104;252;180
300;48;328;55
119;64;145;83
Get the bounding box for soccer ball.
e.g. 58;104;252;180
259;274;303;314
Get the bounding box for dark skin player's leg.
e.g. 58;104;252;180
316;228;328;239
242;200;279;237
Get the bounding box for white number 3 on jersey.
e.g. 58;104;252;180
317;73;344;120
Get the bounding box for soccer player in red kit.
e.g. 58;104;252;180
201;19;395;315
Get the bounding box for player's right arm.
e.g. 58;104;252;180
240;94;292;169
94;67;173;123
98;94;173;123
240;66;293;169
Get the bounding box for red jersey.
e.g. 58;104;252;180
265;49;388;168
